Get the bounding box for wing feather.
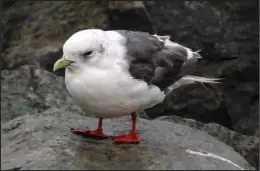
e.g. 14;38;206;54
115;30;200;91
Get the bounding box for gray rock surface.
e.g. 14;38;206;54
1;109;254;170
1;65;82;122
158;115;259;170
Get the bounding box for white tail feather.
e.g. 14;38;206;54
166;75;223;92
181;75;224;84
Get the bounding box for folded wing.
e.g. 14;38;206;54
115;30;209;91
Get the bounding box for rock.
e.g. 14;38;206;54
1;1;147;71
158;115;259;169
1;1;108;71
144;84;233;129
1;65;82;122
1;109;254;170
141;0;259;137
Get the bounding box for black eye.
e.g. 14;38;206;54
83;51;93;57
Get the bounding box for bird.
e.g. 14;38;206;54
53;29;221;143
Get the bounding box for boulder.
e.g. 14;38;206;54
1;109;254;170
142;0;259;137
1;65;82;122
0;1;146;71
158;115;259;169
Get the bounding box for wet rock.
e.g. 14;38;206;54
1;109;254;170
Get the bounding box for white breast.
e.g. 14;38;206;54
64;64;165;119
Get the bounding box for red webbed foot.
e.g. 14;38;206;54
70;118;109;138
112;112;140;144
70;127;108;138
112;133;140;143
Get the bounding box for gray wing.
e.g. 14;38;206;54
115;30;199;91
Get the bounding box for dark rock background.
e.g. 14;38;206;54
1;0;259;169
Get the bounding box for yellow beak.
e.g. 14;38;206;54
53;58;74;72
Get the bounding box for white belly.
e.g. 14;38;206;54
64;66;165;118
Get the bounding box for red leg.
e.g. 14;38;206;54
70;118;108;138
112;112;140;143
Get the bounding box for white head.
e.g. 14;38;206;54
53;29;108;72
